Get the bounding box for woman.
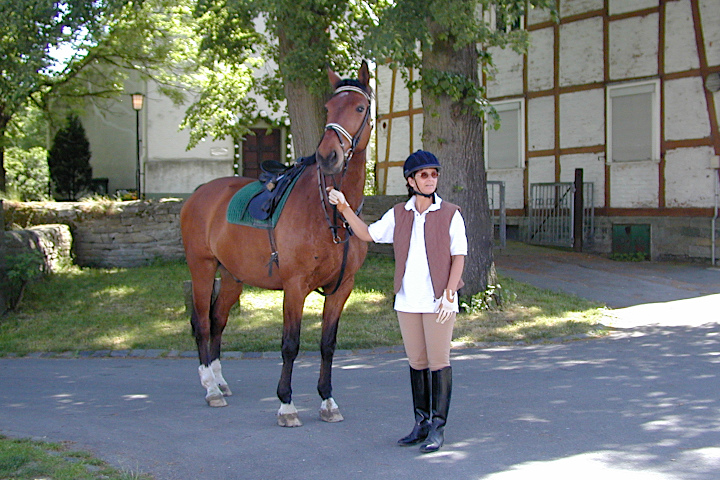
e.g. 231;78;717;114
328;150;467;453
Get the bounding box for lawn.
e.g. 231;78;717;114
0;254;608;355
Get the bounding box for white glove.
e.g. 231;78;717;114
326;187;350;213
435;289;457;324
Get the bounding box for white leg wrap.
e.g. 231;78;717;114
210;359;232;396
198;365;226;406
277;401;302;427
320;398;338;411
278;402;298;415
319;397;344;423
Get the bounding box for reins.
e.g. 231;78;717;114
314;84;372;296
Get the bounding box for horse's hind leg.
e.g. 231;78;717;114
188;256;227;407
208;266;244;397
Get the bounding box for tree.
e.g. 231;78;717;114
367;0;556;295
48;114;92;201
1;0;210;193
0;0;128;192
189;0;385;155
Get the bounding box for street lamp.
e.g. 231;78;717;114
131;92;144;199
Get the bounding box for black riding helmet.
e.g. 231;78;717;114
403;150;441;178
403;150;441;202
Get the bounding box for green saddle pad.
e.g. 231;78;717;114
226;175;300;228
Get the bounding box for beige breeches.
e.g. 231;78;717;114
396;311;456;371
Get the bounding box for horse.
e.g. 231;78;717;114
180;61;373;427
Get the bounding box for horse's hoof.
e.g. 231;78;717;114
206;394;228;407
219;384;232;397
277;413;303;427
319;407;344;423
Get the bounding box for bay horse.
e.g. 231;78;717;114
180;61;372;427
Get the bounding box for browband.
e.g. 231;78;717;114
334;85;372;102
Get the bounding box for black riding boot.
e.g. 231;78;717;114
397;367;431;446
419;366;452;453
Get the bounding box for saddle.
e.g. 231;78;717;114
226;155;315;228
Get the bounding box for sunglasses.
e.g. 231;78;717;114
415;170;439;179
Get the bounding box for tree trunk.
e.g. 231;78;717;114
283;79;326;158
277;34;327;159
421;35;493;296
0;109;10;192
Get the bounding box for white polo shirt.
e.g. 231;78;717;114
368;196;468;313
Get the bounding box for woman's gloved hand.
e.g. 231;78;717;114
435;289;457;324
326;187;350;213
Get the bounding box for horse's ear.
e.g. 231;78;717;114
328;66;342;88
358;60;370;87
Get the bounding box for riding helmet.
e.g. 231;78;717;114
403;150;441;178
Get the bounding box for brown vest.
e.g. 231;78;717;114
392;201;464;298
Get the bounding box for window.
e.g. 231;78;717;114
607;80;659;163
486;100;524;170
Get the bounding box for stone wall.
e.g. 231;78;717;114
2;196;403;269
4;224;73;273
3;199;184;268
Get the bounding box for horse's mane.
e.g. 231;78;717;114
333;79;375;99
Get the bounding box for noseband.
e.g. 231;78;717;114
323;85;373;165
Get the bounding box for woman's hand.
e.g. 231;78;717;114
327;188;350;213
435;289;457;324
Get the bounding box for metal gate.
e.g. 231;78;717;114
487;181;506;248
527;182;594;247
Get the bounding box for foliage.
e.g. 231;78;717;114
2;250;45;312
5;103;47;150
1;0;216;190
365;0;557;120
609;252;648;262
48;114;92;201
461;282;518;313
4;146;50;201
0;0;129;190
186;0;387;150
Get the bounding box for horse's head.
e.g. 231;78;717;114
316;61;374;175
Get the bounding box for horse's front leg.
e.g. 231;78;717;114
317;278;355;423
189;264;227;407
208;270;244;398
276;286;306;427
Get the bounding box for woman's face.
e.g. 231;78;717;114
408;168;439;196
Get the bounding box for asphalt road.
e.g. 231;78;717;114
1;242;719;480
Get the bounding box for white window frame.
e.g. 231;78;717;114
606;79;660;164
484;99;525;170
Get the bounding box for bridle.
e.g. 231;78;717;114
314;84;373;295
317;84;374;242
322;85;373;167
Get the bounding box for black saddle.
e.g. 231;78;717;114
247;155;315;220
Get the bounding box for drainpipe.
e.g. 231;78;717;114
713;160;719;266
710;167;720;267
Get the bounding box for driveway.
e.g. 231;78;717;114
1;242;719;480
494;241;720;329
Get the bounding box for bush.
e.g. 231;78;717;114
48;114;93;201
461;283;518;313
1;250;45;312
4;147;51;201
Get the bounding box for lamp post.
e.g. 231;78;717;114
131;93;144;199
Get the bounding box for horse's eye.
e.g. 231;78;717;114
356;106;365;113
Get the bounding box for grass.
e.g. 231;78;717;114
0;254;608;355
0;435;152;480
